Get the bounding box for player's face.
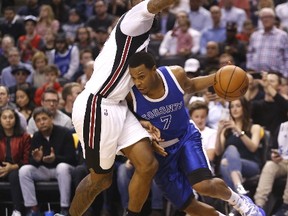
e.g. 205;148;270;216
129;64;155;95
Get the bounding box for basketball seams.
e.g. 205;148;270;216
213;65;249;101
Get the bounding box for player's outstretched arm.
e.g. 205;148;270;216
171;66;216;94
147;0;178;14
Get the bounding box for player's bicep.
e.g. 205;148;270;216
120;1;154;36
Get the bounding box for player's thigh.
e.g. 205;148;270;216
119;110;154;168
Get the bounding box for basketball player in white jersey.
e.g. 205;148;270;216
68;0;178;215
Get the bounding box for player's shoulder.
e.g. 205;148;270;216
169;65;185;76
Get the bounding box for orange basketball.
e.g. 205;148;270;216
213;65;249;101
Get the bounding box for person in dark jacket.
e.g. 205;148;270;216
19;107;76;216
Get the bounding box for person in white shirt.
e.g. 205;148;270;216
275;0;288;30
220;0;247;32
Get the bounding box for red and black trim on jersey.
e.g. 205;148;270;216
82;15;150;173
97;15;150;98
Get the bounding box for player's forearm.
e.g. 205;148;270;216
147;0;177;14
189;74;215;93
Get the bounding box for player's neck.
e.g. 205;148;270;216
147;74;165;99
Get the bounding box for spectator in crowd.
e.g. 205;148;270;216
200;5;226;55
218;52;234;68
17;0;40;17
19;107;77;216
220;0;247;33
74;27;98;59
72;49;94;82
35;4;60;39
236;19;255;47
17;15;45;63
9;66;34;103
255;0;275;29
275;0;288;31
47;33;80;82
107;0;130;17
94;27;110;52
1;47;34;88
77;60;94;89
0;6;26;41
247;7;288;78
188;0;212;32
159;11;201;57
189;100;217;170
75;0;96;22
254;120;288;215
169;0;190;14
43;29;56;55
183;58;202;106
251;72;288;138
61;9;84;44
85;0;116;35
149;7;176;41
50;0;70;23
244;72;265;102
27;88;73;135
34;64;62;106
0;35;15;73
117;159;164;216
61;82;82;118
279;76;288;100
15;86;36;122
0;106;31;216
0;85;28;131
218;21;247;68
199;41;220;75
31;51;48;88
219;0;250;17
215;97;262;195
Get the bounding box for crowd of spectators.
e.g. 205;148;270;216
0;0;288;216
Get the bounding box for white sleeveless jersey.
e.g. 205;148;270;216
85;0;155;102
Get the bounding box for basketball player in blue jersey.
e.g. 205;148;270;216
67;0;181;216
127;52;266;216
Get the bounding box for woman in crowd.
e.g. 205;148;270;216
15;86;36;122
31;51;48;88
36;4;60;39
0;107;31;215
215;97;262;195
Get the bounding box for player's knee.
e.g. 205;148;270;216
135;157;158;177
193;179;213;196
90;169;113;190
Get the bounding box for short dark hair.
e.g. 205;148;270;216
128;52;156;69
62;82;81;101
33;107;53;120
41;88;59;101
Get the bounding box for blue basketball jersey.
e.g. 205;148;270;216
131;66;190;141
